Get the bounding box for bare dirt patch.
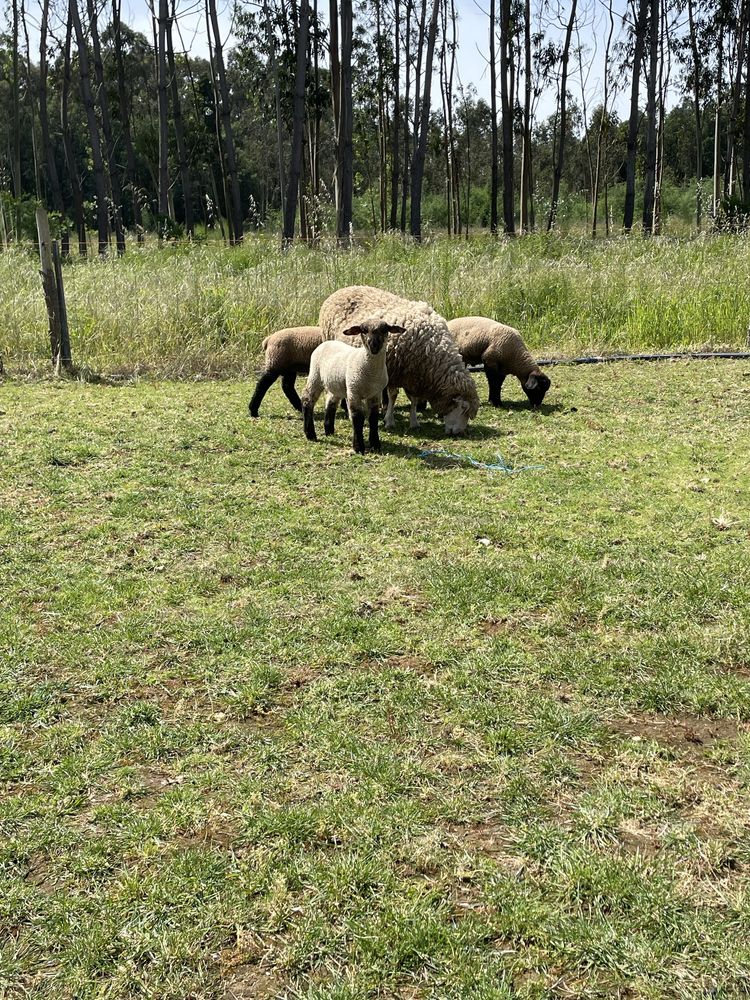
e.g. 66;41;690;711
444;820;525;876
221;964;285;1000
609;711;742;756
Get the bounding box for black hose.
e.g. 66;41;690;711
514;350;750;369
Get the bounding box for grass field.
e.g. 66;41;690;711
1;233;750;378
2;361;750;998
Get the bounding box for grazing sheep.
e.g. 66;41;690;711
248;326;322;417
320;285;479;435
447;317;551;408
302;317;405;454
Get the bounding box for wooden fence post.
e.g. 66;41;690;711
52;241;72;368
36;206;72;371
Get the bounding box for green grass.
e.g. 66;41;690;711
2;362;750;998
1;232;749;377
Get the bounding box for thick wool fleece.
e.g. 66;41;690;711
319;286;479;429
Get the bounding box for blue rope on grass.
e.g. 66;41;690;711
417;448;544;474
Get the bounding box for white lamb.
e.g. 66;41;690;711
302;316;405;453
319;285;479;435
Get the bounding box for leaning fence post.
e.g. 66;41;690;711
36;207;62;367
51;240;72;369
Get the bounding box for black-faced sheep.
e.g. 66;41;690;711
302;317;405;454
447;317;551;408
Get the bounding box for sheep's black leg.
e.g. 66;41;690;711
248;371;278;417
351;409;366;454
303;400;317;441
382;387;389;408
368;404;381;451
324;398;338;436
340;398;349;418
281;370;302;412
485;365;506;407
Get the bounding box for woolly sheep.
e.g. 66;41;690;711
302;317;405;454
447;317;551;408
248;326;323;417
320;285;480;436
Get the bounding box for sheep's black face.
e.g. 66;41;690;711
522;372;551;408
361;323;390;355
342;321;405;356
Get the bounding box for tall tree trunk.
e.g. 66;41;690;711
400;0;412;232
21;4;42;202
204;4;232;240
547;0;577;231
448;0;460;234
390;0;401;229
439;6;452;235
686;0;703;230
642;0;659;233
520;0;533;232
62;8;87;254
337;0;353;240
329;0;341;216
412;0;427;149
623;0;648;231
166;2;193;235
11;0;21;239
283;0;309;242
499;0;515;234
744;10;750;209
313;0;321;199
157;0;170;221
70;0;110;255
653;0;669;234
725;0;749;198
592;0;615;237
410;0;440;240
113;0;143;238
712;26;724;219
489;0;499;234
375;0;387;231
38;0;66;223
264;0;286;223
207;0;244;243
86;0;126;253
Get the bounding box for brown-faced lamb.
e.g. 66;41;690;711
248;326;322;417
302;317;405;454
447;317;551;408
320;285;480;435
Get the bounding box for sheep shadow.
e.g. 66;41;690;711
487;399;565;415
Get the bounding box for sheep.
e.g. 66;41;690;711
248;326;322;417
302;317;405;454
447;317;551;409
319;285;480;435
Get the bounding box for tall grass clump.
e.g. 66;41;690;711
1;232;749;377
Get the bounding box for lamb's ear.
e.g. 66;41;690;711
388;324;407;335
341;324;364;337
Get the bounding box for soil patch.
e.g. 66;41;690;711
609;711;741;755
